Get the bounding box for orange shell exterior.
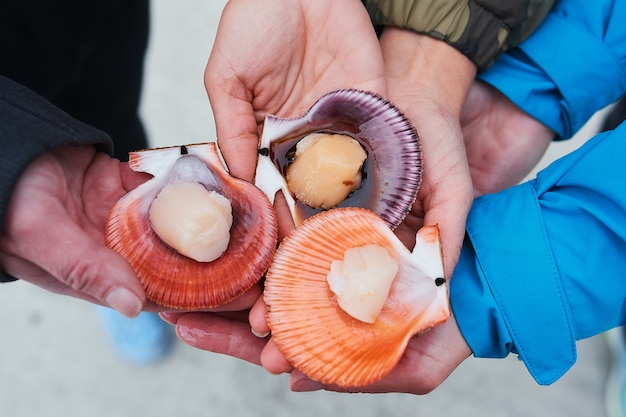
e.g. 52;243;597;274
264;207;449;388
105;143;278;309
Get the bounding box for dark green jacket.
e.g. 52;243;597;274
364;0;555;71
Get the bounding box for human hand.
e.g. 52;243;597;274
461;80;555;196
181;0;389;383
166;306;470;394
379;28;476;278
184;25;477;394
248;30;477;393
0;145;149;317
205;0;387;185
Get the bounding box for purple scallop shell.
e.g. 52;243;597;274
255;89;421;229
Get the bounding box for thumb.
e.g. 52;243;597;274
54;220;145;317
16;212;145;317
205;63;259;183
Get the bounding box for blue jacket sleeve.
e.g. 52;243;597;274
451;123;626;385
478;0;626;139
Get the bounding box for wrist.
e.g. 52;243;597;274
380;28;476;116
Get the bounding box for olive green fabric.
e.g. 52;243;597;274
363;0;554;71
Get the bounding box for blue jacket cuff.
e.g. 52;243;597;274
480;12;626;139
451;182;577;385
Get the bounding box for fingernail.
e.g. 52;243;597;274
105;287;142;318
159;312;179;324
251;327;270;338
291;374;324;392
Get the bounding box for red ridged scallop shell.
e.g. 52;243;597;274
264;207;449;387
105;143;278;309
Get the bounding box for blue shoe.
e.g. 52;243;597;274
97;307;175;365
606;327;626;417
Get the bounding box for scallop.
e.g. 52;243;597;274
264;207;449;388
255;89;421;229
105;143;278;309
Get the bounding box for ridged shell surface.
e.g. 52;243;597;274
105;143;278;309
264;207;449;387
255;89;421;229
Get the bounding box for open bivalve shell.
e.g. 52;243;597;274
255;89;421;229
264;207;450;388
105;143;278;309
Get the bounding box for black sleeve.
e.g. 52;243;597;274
0;75;113;282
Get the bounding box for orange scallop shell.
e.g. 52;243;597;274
105;143;278;309
264;207;449;387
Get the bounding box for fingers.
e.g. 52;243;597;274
159;312;184;325
165;281;267;366
171;312;293;375
175;312;267;366
159;285;262;320
212;284;263;312
211;95;259;182
166;292;293;374
273;192;296;241
404;103;473;278
0;252;100;304
287;318;471;394
205;46;259;183
289;371;325;392
58;223;145;318
1;184;145;317
260;338;293;374
421;174;473;279
462;81;554;196
287;362;438;394
0;146;147;317
1;242;144;318
249;295;270;337
10;211;145;317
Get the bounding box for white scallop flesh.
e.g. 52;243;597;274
327;244;399;323
149;182;233;262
